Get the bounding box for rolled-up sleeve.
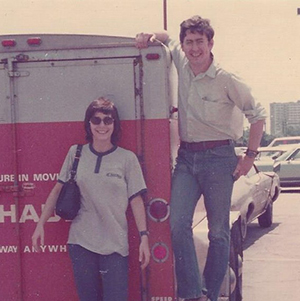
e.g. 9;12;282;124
243;102;267;124
227;74;267;124
125;152;147;201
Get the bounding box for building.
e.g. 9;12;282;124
270;100;300;136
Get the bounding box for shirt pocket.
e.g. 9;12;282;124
200;95;234;126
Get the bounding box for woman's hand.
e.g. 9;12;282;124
139;236;150;269
130;195;151;269
31;182;63;252
32;224;45;252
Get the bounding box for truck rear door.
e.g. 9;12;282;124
0;39;144;300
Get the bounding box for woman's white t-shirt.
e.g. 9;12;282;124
58;144;147;256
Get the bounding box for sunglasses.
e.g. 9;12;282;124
90;116;114;125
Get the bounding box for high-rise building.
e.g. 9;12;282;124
270;100;300;136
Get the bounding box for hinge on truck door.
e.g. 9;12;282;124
135;87;142;97
8;71;30;78
134;55;143;66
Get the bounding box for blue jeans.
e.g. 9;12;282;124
170;144;238;301
68;244;128;301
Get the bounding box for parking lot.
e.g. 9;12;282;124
243;190;300;300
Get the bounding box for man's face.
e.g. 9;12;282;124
181;30;214;70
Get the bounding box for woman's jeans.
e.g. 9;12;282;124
170;144;238;301
68;244;128;301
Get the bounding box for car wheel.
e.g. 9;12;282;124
258;202;273;228
229;221;243;301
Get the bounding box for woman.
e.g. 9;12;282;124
32;97;150;301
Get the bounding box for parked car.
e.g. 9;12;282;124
273;146;300;187
193;198;243;301
267;136;300;147
255;145;294;172
230;165;280;240
191;164;280;301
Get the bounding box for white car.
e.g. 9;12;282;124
193;199;243;301
273;146;300;187
255;145;294;172
267;136;300;147
231;165;280;240
191;165;280;301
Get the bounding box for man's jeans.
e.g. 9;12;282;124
68;244;128;301
170;144;238;301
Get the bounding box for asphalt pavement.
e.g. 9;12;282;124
243;190;300;300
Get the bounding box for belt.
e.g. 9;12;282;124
180;140;231;151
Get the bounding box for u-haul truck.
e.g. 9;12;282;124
0;34;242;301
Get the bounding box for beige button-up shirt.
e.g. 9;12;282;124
167;39;267;142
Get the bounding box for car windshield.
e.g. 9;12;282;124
257;150;284;160
275;148;297;162
270;137;300;147
290;149;300;161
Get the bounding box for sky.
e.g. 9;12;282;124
1;0;300;131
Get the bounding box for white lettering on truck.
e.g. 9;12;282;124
19;204;39;223
0;245;68;254
23;245;67;253
0;173;58;183
0;205;16;222
33;173;58;181
0;245;18;253
0;204;61;223
151;298;173;301
0;174;29;182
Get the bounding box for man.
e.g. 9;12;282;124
136;15;266;301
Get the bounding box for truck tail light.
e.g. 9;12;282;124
146;53;160;60
147;198;170;222
27;37;42;46
151;242;169;263
1;39;16;47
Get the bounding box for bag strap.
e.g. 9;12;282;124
70;144;83;180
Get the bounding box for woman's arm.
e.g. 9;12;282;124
130;194;150;269
32;182;63;252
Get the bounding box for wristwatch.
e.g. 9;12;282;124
139;230;149;237
245;148;259;158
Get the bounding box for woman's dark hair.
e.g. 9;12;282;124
84;97;121;145
179;15;214;44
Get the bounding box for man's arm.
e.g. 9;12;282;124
233;119;265;179
135;31;169;48
247;119;265;152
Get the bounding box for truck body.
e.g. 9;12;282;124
0;34;241;301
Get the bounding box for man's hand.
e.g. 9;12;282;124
233;155;255;180
135;33;156;49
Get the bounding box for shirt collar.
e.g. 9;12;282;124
89;143;117;157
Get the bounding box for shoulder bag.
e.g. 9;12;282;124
55;144;83;220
